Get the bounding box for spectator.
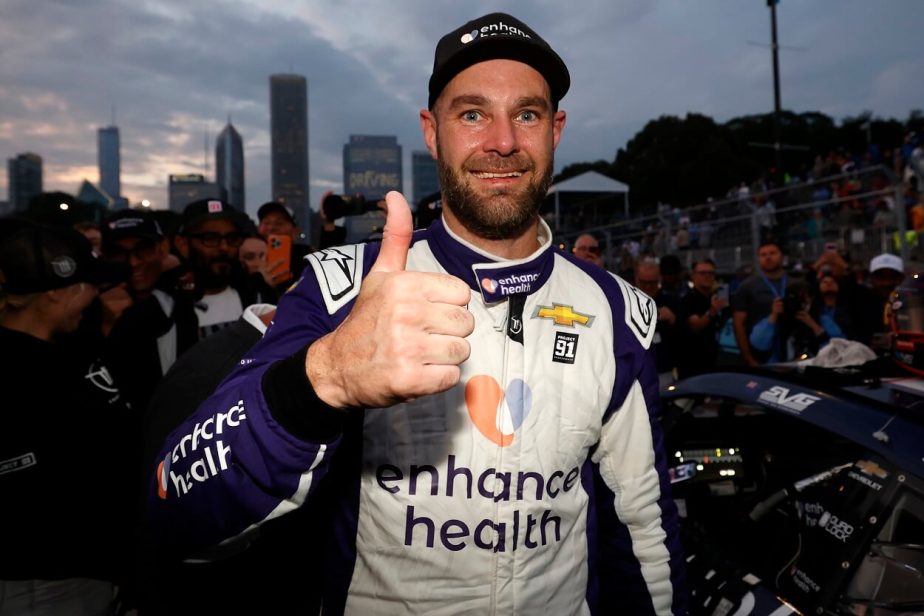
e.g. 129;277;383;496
635;257;679;387
74;220;103;256
732;239;788;366
174;199;275;338
0;223;136;615
571;232;604;267
99;209;199;412
256;201;312;290
676;258;728;379
658;254;688;302
846;253;904;346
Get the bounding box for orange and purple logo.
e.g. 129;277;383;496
465;375;533;447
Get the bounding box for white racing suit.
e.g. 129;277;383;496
148;218;687;615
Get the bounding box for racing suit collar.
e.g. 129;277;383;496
426;216;555;304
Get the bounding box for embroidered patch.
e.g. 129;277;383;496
553;332;579;364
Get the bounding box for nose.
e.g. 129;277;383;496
483;116;518;156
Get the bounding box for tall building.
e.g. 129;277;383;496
168;174;221;213
216;119;245;212
411;150;439;205
343;135;402;199
270;74;309;236
98;125;121;201
7;152;42;211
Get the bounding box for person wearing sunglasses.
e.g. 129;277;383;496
571;232;604;268
174;199;275;338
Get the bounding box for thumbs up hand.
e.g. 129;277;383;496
306;191;474;409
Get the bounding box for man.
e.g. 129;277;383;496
571;232;604;267
676;259;728;379
148;13;685;615
846;252;904;346
635;257;679;387
732;239;787;366
174;199;275;337
99;209;199;411
256;201;312;288
0;223;136;615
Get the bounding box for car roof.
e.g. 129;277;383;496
663;364;924;481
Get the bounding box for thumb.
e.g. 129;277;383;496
370;191;413;273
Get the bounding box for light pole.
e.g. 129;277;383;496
768;0;783;181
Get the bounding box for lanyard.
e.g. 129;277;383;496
758;272;786;298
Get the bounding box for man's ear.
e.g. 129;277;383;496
420;109;438;161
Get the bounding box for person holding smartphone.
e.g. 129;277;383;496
676;258;729;379
256;201;312;292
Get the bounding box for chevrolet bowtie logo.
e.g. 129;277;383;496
533;304;595;328
855;459;889;479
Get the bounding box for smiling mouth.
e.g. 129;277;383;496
471;171;523;179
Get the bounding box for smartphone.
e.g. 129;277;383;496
716;284;729;301
266;234;292;281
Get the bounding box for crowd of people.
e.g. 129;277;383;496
570;231;909;385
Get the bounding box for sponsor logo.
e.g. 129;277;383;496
532;303;594;328
207;200;223;213
614;276;655;347
157;400;245;499
84;361;119;394
818;510;855;543
481;273;539;297
855;459;889;479
553;332;579;364
376;454;580;553
757;386;820;414
0;452;36;477
465;375;532;447
50;256;77;278
460;20;531;45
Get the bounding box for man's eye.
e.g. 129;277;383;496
518;110;537;122
462;111;480;122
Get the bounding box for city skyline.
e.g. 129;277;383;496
1;1;922;219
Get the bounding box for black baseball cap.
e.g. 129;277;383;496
103;209;164;245
179;199;250;234
428;12;570;109
257;201;297;226
0;223;126;294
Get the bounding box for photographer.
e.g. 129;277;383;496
677;258;729;378
748;279;846;363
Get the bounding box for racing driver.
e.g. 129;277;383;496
148;12;687;615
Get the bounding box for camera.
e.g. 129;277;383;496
322;194;381;220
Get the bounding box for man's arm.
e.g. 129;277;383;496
732;310;759;366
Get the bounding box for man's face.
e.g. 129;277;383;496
758;244;784;275
871;268;903;297
258;211;296;239
56;282;98;334
180;219;242;290
691;262;717;294
421;59;566;241
106;236;166;294
573;234;603;266
239;237;267;274
635;263;661;298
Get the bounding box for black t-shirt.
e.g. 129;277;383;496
676;289;722;378
0;327;137;581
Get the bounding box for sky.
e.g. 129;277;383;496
2;0;922;219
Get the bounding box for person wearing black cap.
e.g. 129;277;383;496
174;198;275;338
256;201;312;291
148;13;686;616
0;223;137;615
97;209;199;413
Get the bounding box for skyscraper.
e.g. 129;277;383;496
270;74;309;236
168;174;221;213
98;125;120;201
216;119;245;212
7;152;42;211
411;150;439;205
343;135;402;199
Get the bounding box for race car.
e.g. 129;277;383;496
661;359;924;615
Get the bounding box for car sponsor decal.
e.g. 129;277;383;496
0;452;37;477
757;386;821;414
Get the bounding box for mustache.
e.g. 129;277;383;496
464;155;534;172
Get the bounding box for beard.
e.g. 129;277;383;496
189;251;235;290
437;144;553;241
